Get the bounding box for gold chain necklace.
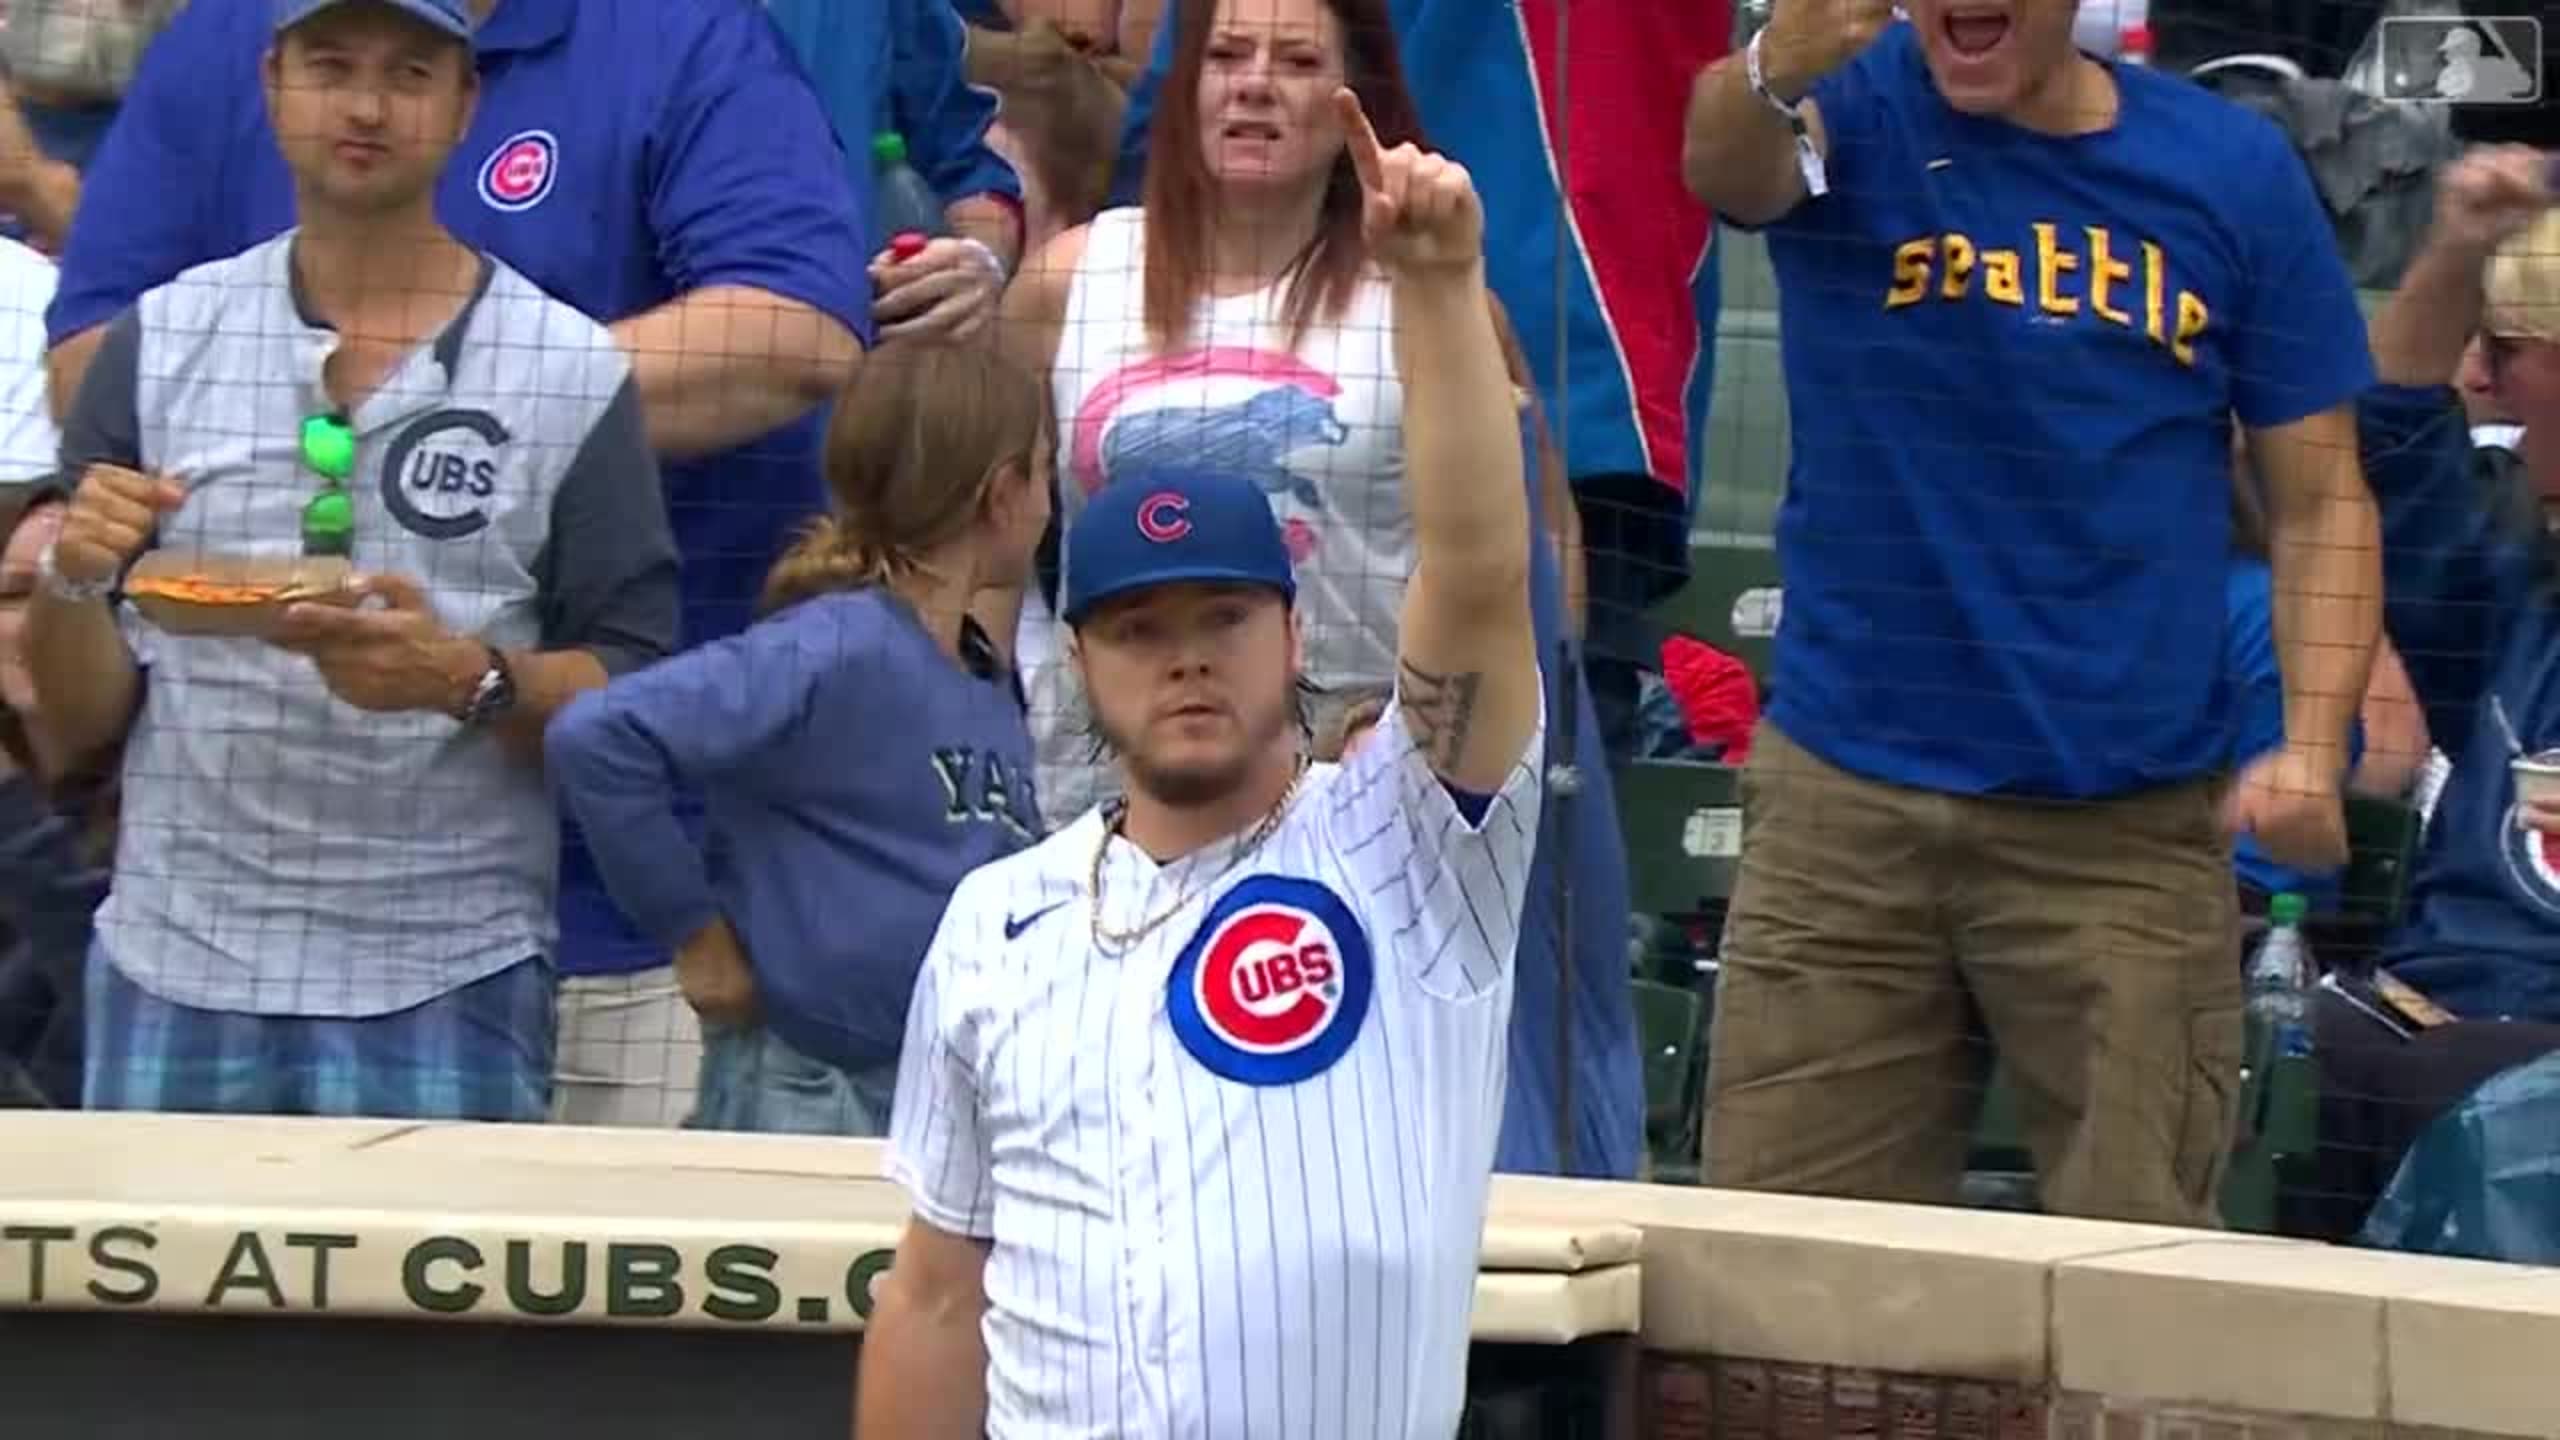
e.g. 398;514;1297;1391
1089;756;1310;953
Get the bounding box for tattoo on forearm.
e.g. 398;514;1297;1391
1398;661;1484;771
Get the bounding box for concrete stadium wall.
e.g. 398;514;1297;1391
1499;1173;2559;1438
3;1113;2555;1438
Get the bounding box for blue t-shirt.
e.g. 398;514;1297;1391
546;591;1040;1072
2224;558;2355;913
1758;24;2373;799
51;0;873;976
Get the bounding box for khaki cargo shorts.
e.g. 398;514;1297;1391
1700;722;2245;1226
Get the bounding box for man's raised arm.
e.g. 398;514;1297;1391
1681;0;1890;226
1336;91;1538;797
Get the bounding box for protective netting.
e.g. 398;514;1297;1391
0;5;2555;1416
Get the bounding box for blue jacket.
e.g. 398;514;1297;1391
546;593;1040;1072
2363;385;2560;1022
762;0;1019;249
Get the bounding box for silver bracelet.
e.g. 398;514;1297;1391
1745;29;1830;198
36;539;115;603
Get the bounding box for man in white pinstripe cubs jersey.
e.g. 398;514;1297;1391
858;90;1547;1440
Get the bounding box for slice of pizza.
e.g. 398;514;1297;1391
124;573;350;607
123;553;359;637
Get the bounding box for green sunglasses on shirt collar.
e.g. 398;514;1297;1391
301;412;355;557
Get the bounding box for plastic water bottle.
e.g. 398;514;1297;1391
870;132;947;255
2248;892;2315;1060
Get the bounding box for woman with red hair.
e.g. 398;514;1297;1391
999;0;1645;1179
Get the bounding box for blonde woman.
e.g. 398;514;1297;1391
547;345;1052;1134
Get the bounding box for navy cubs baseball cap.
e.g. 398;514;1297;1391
1062;470;1297;626
274;0;474;41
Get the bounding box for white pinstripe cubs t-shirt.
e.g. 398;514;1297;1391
887;695;1545;1440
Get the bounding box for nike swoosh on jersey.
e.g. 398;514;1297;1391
1004;900;1069;940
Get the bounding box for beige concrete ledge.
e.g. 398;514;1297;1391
1507;1173;2556;1435
1474;1266;1641;1346
2389;1268;2560;1437
5;1113;2556;1435
0;1113;1639;1342
1495;1173;2288;1388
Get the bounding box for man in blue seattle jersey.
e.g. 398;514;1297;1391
43;0;872;1128
1681;0;2381;1224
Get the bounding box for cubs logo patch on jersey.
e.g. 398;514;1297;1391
478;129;559;213
1167;874;1373;1087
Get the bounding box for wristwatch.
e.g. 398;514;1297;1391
454;644;517;727
1745;28;1832;198
35;539;116;604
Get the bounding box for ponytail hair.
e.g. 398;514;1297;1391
760;515;910;613
760;342;1054;615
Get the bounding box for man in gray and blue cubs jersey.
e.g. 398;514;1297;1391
23;0;677;1122
46;0;874;1127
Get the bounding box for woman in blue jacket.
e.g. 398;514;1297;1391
546;345;1050;1135
2294;150;2560;1241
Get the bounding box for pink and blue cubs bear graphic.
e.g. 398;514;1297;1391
1169;875;1375;1087
1076;348;1351;563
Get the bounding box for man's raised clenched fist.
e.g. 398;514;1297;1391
1757;0;1898;100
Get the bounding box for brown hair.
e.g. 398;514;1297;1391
967;20;1129;231
760;343;1053;615
1140;0;1427;352
1315;683;1391;761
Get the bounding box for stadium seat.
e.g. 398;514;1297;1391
1612;759;1743;921
1964;1065;2040;1213
2340;791;2421;932
1655;539;1783;688
2220;1018;2319;1234
1638;973;1699;1168
1631;978;1705;1183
